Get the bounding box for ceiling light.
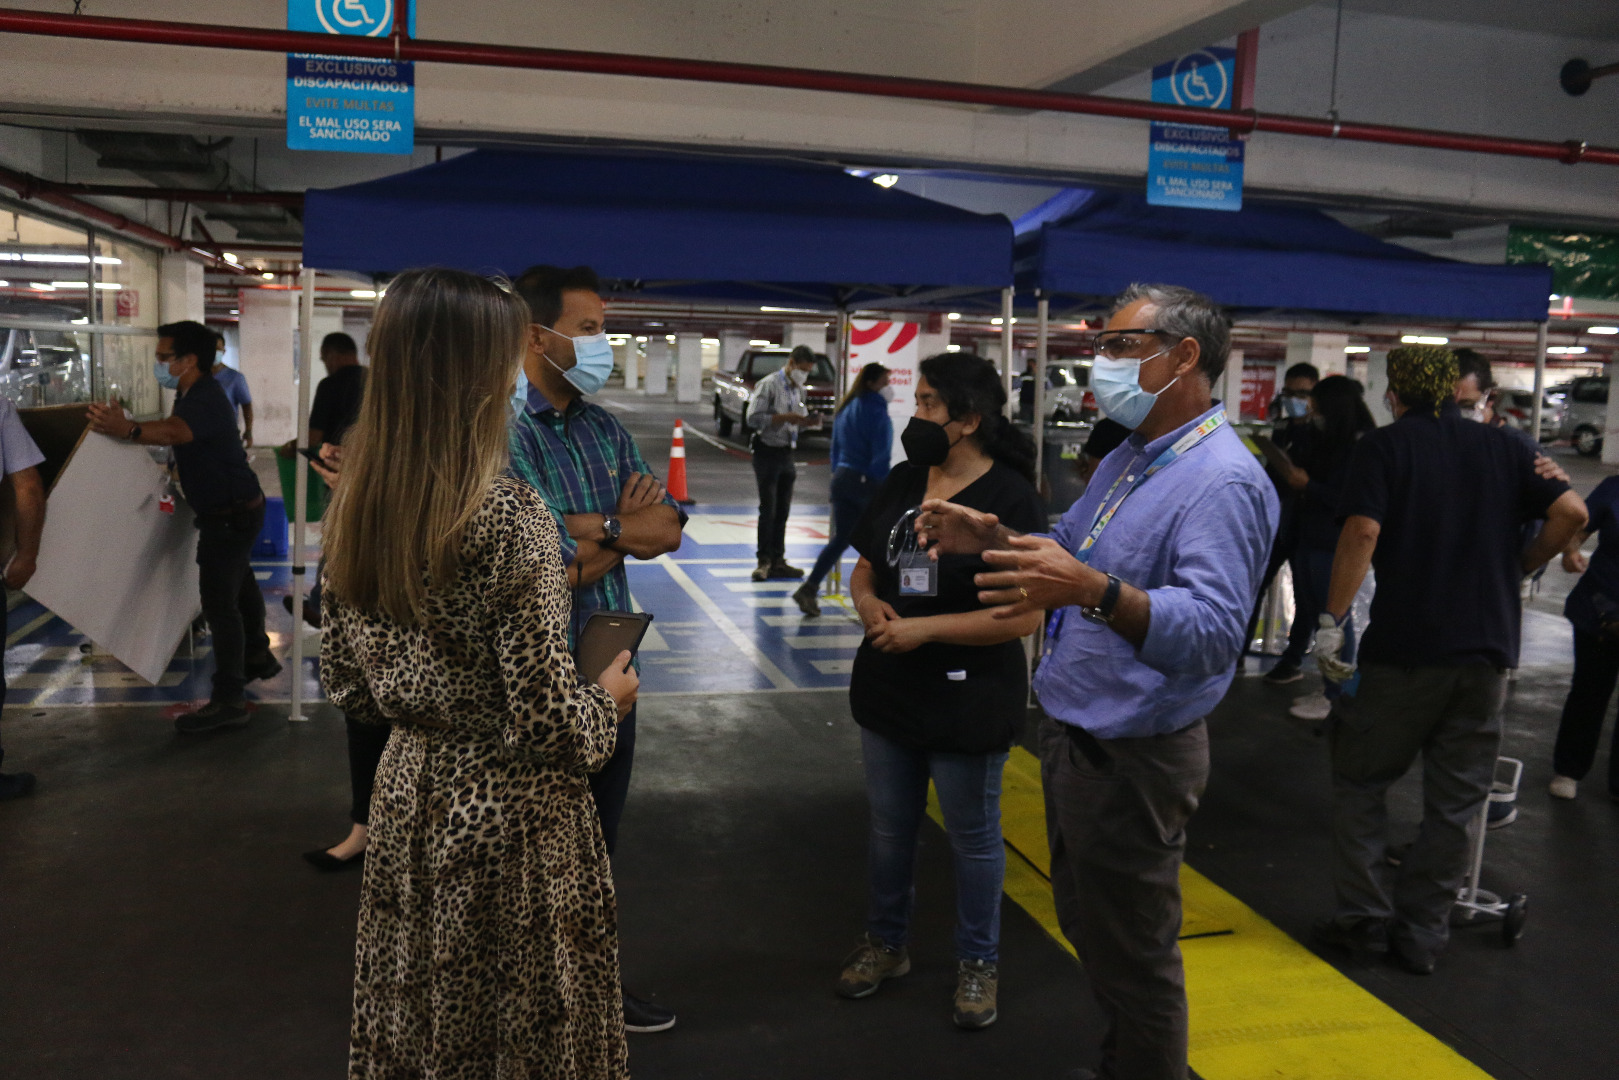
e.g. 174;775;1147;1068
50;281;87;288
991;317;1004;325
261;272;275;280
70;316;88;324
749;339;774;346
0;280;8;288
872;174;899;188
1548;346;1589;355
1550;293;1561;300
1344;345;1370;353
1399;334;1449;345
635;336;648;343
947;312;962;320
229;309;239;315
701;338;720;345
223;252;239;264
759;306;820;314
946;344;962;352
94;282;121;290
1588;326;1619;335
350;289;377;298
29;282;55;291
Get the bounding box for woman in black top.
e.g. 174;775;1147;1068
833;353;1045;1031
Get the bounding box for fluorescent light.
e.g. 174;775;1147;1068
70;317;88;325
947;312;962;320
991;317;1004;325
229;309;239;315
94;282;121;290
261;272;275;280
350;289;377;298
635;336;648;343
0;253;120;265
759;306;821;314
50;281;87;288
1548;346;1589;355
28;282;55;291
872;174;899;188
945;344;962;352
1550;294;1561;300
0;280;8;288
748;339;774;346
223;252;239;264
1399;334;1449;345
701;338;720;345
1588;326;1619;335
1344;345;1371;354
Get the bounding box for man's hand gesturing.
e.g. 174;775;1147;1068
914;499;1003;560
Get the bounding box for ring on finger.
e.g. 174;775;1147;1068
1018;586;1030;601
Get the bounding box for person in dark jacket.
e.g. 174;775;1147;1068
795;362;892;616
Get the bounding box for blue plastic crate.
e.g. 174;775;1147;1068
255;496;289;558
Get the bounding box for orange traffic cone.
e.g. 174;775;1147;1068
668;420;696;506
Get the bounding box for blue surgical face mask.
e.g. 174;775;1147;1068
510;366;530;415
1282;395;1310;419
1091;349;1177;430
541;325;614;396
153;359;180;390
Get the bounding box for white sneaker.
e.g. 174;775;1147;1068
1549;775;1578;800
1289;692;1333;722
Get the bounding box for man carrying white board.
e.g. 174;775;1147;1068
0;397;46;801
87;321;279;734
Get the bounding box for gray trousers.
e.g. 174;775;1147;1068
1040;713;1209;1080
1329;663;1506;952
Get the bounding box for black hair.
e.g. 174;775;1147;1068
158;320;216;373
1284;362;1321;384
917;351;1036;482
1309;375;1376;460
1453;348;1494;393
789;345;816;366
321;331;358;356
837;361;888;415
512;264;602;328
1083;418;1131;460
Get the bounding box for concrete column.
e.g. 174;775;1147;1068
1601;363;1619;466
238;288;297;445
785;321;830;354
157;252;204;324
915;313;951;363
644;337;670;396
1221;348;1244;420
1364;350;1393;426
616;340;638;390
1286;332;1349;378
675;331;703;404
719;330;749;374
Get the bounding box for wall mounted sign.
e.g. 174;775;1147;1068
286;0;415;155
1146;47;1244;212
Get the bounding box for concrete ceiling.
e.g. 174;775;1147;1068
1344;0;1619;45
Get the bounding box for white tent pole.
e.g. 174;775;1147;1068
289;267;315;722
1531;320;1548;442
1001;287;1015;418
1034;294;1049;480
836;304;850;398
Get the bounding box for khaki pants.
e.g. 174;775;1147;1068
1039;713;1209;1080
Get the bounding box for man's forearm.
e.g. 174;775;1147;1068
1524;491;1589;574
1326;517;1379;620
132;417;193;446
564;506;682;561
12;473;44;561
569;539;625;587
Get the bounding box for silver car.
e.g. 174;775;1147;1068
1557;377;1607;457
1494;388;1564;443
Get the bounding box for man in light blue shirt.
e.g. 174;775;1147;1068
210;333;254;447
919;284;1277;1080
0;397;46;800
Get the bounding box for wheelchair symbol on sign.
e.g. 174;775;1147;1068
1170;50;1230;109
316;0;393;36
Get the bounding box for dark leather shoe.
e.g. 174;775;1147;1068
768;560;806;580
750;560;771;583
1312;916;1390;954
623;991;676;1033
281;595;322;628
303;848;365;872
175;700;251;734
793;584;821;616
245;654;283;682
1388;935;1437;975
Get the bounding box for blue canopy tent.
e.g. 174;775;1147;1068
302;148;1013;309
1014;188;1552;321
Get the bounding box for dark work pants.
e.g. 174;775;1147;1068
0;585;8;773
1554;627;1619;792
1329;663;1506;952
752;445;797;562
195;506;269;703
590;706;637;856
347;716;391;826
1039;713;1209;1080
807;468;876;590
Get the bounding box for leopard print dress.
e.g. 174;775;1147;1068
322;476;629;1080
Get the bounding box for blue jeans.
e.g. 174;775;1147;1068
861;727;1008;962
1283;546;1358;698
807;468;876;589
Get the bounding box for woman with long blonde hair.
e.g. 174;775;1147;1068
321;267;637;1080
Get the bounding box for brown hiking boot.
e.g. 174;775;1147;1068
952;959;998;1030
835;935;910;999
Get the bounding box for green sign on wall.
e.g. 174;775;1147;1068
1507;226;1619;301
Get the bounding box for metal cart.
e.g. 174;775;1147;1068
1452;756;1529;945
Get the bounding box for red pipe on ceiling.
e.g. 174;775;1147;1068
50;182;304;207
0;161;187;251
0;7;1613;168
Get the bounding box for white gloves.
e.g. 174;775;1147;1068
1314;612;1356;683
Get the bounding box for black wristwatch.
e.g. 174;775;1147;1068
127;423;143;442
601;514;623;548
1081;573;1123;625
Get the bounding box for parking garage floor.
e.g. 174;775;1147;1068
2;389;1616;1080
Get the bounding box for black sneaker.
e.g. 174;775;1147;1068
174;700;251;734
1311;916;1389;954
623;991;676;1034
0;771;37;801
1263;660;1303;685
281;595;322;629
793;583;821;617
245;654;283;682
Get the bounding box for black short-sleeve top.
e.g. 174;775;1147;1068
848;459;1046;754
172;374;262;515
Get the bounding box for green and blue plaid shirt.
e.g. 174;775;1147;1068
507;386;686;646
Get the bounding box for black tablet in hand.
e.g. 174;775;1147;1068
575;610;654;683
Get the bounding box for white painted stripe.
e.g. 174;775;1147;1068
782;634;864;650
760;614;862;627
6;611;55;647
724;582;797;593
810;659;854;675
254;571;272;580
652;555;794;690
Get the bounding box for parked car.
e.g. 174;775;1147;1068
0;328;90;407
1043;360;1096;424
1493;388;1563;443
712;348;836;439
1557;376;1607;456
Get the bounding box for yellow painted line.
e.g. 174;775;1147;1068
924;746;1493;1080
7;610;56;648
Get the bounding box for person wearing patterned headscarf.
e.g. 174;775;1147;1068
1307;342;1587;976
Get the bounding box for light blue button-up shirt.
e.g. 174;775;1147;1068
1033;404;1279;739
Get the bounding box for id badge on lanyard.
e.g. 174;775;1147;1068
888;506;938;597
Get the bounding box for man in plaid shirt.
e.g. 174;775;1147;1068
508;264;687;1034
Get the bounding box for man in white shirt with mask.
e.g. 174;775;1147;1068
746;345;822;582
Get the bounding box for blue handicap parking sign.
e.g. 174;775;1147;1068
286;0;416;155
1146;47;1244;212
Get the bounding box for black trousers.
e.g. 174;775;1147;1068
0;585;8;773
195;505;269;703
346;715;390;825
752;445;797;561
589;706;637;856
1554;627;1619;793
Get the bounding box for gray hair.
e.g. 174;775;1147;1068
1109;283;1231;383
